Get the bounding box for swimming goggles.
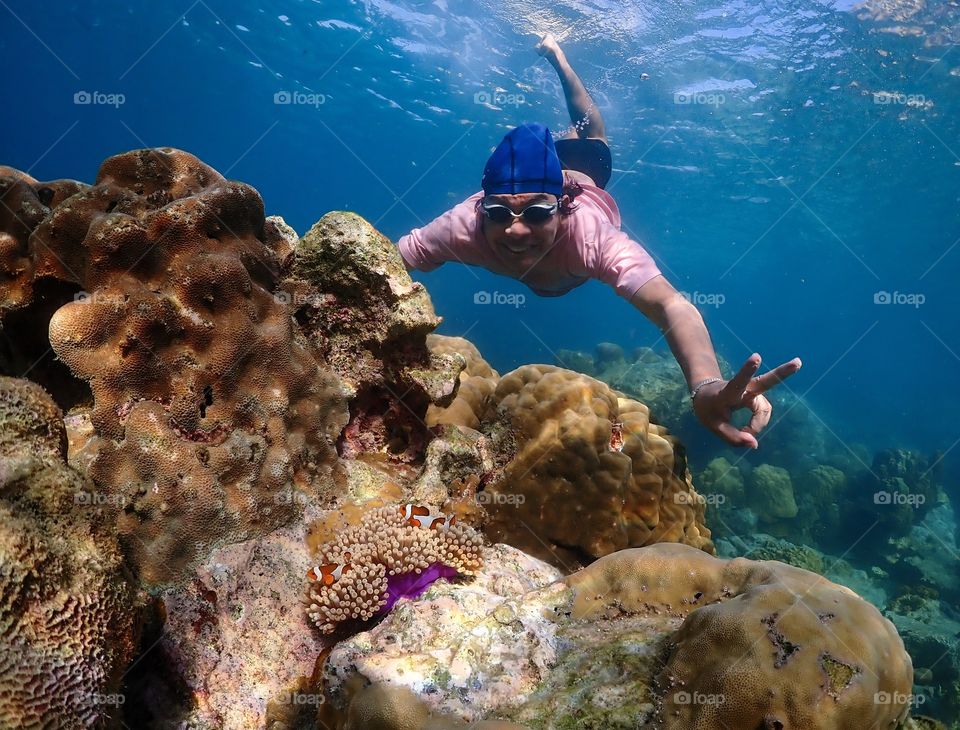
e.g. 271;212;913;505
481;201;558;225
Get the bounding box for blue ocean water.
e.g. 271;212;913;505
2;0;957;478
2;0;959;719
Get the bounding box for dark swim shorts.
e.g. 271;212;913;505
554;137;613;189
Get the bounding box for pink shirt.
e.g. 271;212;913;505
396;171;661;299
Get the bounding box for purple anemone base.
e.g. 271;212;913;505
379;562;461;614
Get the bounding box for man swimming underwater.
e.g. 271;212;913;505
398;33;801;448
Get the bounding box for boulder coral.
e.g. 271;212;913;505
424;334;499;432
0;377;139;729
0;149;351;588
748;463;799;522
475;364;713;567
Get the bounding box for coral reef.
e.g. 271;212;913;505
306;504;484;634
0;377;139;729
319;542;914;729
2;149;945;729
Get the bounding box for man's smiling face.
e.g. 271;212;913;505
481;192;562;268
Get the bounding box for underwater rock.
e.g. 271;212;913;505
554;348;595;376
124;506;331;729
862;447;944;546
280;211;465;463
0;377;139;729
594;340;626;366
794;464;849;546
748;463;799;521
698;455;746;503
319;542;914;729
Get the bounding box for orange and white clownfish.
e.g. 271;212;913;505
609;421;624;453
399;503;431;527
424;513;457;530
306;552;352;586
399;503;456;530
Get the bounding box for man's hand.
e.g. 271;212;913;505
692;353;802;449
536;33;563;61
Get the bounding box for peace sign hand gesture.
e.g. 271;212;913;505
691;353;802;449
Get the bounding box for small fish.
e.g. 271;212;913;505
609;421;624;452
307;552;352;586
424;513;457;530
400;503;456;530
400;503;431;527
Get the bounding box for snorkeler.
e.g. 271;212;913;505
397;33;801;448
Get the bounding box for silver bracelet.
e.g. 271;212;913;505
690;377;723;401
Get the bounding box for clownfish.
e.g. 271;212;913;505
399;504;456;530
306;552;352;586
424;513;457;530
400;503;431;527
609;422;625;453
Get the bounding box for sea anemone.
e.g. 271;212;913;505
306;504;484;634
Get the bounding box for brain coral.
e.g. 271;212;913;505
476;364;712;567
0;377;138;729
307;504;484;634
1;149;349;588
567;544;914;730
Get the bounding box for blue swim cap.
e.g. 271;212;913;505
481;123;563;197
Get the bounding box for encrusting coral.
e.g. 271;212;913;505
0;376;139;729
306;504;484;634
0;149;350;588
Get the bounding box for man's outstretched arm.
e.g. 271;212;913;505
630;275;802;448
